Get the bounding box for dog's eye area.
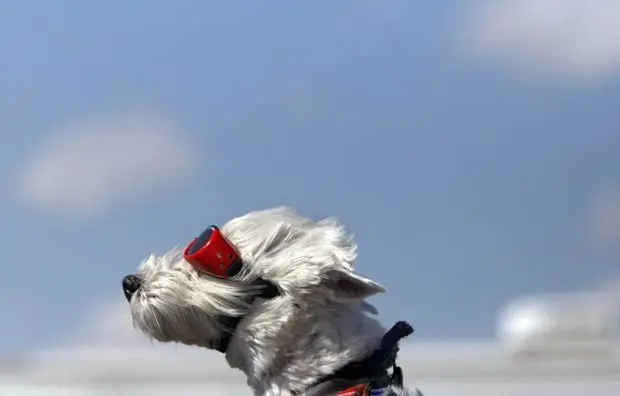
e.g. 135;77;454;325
187;227;214;255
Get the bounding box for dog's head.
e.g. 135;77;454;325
122;207;386;352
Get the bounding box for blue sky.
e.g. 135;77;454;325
1;0;620;355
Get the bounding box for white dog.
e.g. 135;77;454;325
122;207;422;395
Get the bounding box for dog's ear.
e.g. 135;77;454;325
321;267;386;302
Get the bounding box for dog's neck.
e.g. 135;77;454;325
224;298;386;396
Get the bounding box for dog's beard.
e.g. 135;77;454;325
130;295;224;347
128;249;262;349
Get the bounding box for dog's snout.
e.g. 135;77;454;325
122;274;142;302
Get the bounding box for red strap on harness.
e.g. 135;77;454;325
336;383;370;396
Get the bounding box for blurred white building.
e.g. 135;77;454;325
2;291;619;396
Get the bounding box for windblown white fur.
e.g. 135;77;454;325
127;207;420;395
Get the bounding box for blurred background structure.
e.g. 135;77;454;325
1;0;620;394
1;290;619;394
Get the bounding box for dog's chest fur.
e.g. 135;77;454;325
225;298;387;395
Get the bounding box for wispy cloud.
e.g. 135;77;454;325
459;0;620;83
13;112;197;216
66;296;150;348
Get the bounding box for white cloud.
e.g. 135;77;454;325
586;184;620;251
59;295;205;353
66;296;151;348
28;296;236;386
13;113;197;216
459;0;620;82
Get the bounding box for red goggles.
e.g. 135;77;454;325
183;225;243;279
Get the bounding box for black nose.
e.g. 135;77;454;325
122;274;142;302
